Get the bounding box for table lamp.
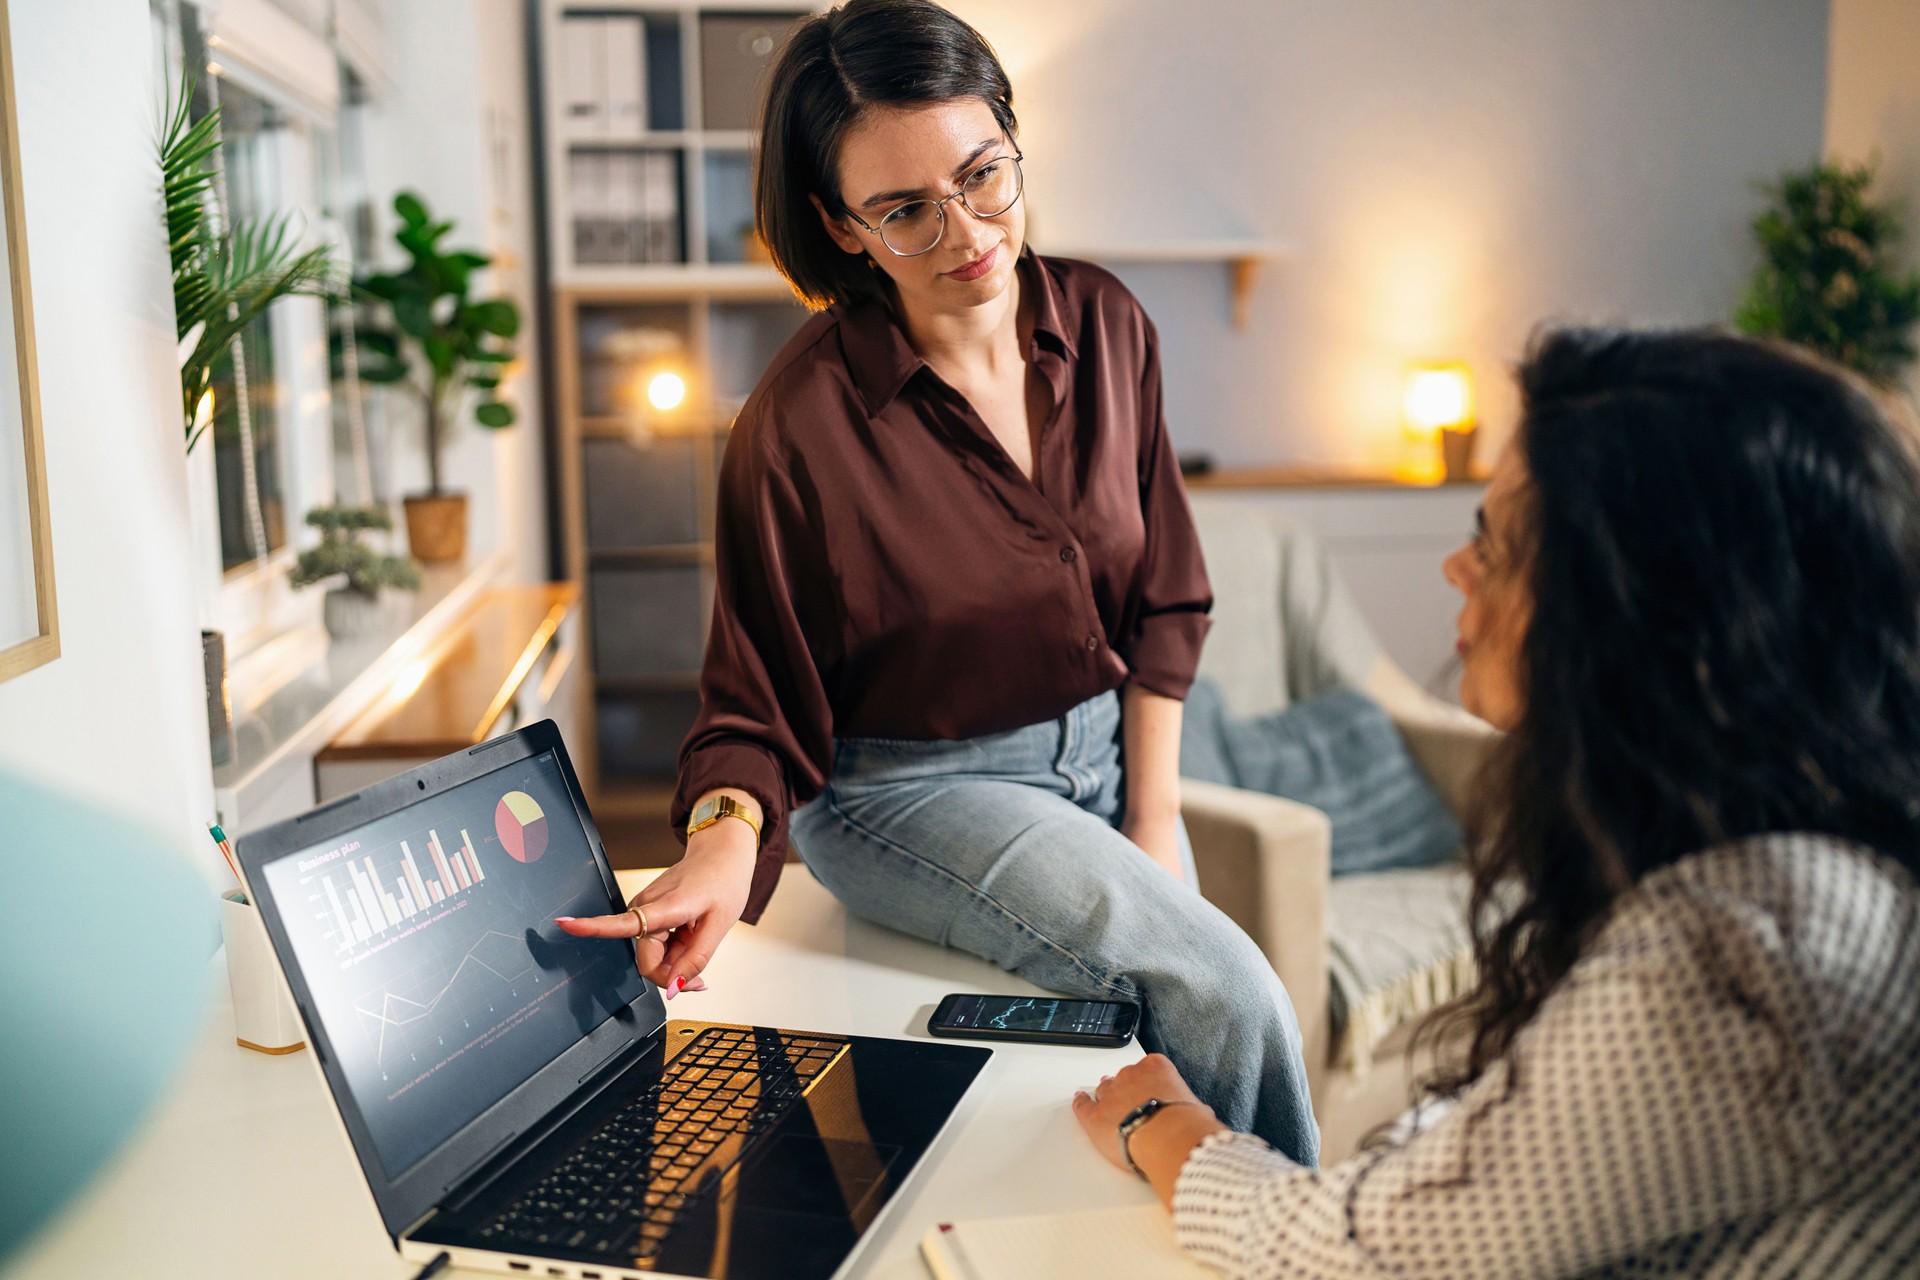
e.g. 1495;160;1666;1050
1403;362;1476;481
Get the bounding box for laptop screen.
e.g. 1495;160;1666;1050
259;750;648;1176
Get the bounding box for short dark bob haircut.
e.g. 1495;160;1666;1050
756;0;1017;311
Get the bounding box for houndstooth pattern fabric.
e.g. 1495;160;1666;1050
1172;833;1920;1278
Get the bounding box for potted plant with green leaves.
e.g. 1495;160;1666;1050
161;75;336;449
350;191;520;563
290;506;422;640
161;73;335;763
1736;158;1920;387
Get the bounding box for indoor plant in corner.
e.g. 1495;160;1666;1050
352;191;520;563
1735;158;1920;387
290;506;422;640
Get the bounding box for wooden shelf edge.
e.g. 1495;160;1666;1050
589;544;713;567
556;266;795;299
1185;463;1491;491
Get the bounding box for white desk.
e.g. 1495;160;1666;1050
8;867;1152;1279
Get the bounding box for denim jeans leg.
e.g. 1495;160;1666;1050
792;748;1320;1165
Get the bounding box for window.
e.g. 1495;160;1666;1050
205;77;292;573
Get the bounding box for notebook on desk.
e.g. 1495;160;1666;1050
920;1203;1215;1279
238;719;990;1280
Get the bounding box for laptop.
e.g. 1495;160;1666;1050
238;720;990;1280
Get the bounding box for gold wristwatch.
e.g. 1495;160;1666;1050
687;794;761;845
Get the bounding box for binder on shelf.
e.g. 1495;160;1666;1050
571;150;613;265
560;14;605;138
642;151;681;264
610;149;641;262
603;15;647;140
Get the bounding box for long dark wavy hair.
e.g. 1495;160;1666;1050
1427;326;1920;1095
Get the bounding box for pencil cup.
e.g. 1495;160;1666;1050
220;891;306;1055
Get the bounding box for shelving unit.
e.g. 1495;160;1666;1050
539;0;818;797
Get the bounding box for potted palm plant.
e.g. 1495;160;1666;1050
161;74;335;763
350;191;520;563
162;75;335;449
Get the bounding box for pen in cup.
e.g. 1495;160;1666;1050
207;821;242;891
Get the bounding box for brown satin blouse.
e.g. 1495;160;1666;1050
670;252;1213;922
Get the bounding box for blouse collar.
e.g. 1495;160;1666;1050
837;248;1078;417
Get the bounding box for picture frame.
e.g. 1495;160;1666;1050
0;0;56;685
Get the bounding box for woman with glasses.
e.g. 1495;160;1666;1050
559;0;1319;1163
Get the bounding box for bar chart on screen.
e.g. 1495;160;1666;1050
309;826;491;959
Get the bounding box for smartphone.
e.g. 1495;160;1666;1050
927;992;1140;1048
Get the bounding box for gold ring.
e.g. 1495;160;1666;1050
630;906;650;940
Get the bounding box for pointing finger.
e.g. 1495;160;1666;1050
554;913;640;939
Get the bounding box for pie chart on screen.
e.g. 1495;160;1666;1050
496;791;549;863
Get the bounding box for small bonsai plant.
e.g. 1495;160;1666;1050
161;73;335;450
291;506;422;639
349;191;520;561
1735;158;1920;386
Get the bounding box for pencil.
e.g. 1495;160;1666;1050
207;822;240;883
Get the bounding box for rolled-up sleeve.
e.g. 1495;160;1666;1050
671;428;835;924
1118;315;1212;699
1168;883;1837;1279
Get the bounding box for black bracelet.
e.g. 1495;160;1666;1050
1117;1097;1204;1178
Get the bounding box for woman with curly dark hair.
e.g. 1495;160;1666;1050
1075;327;1920;1277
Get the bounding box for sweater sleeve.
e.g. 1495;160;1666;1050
671;427;836;924
1171;891;1835;1278
1117;313;1211;699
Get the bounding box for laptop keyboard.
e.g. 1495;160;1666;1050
476;1027;850;1263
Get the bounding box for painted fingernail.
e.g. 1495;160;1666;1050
554;917;574;924
665;976;684;999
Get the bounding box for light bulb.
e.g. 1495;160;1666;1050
1403;364;1473;439
647;372;686;412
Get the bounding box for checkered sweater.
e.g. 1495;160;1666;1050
1174;834;1920;1278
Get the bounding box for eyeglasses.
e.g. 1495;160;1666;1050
843;153;1025;257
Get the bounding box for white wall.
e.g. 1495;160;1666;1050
371;0;548;585
1826;0;1920;402
0;0;216;847
949;0;1831;468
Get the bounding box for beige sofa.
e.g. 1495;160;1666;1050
1180;505;1498;1160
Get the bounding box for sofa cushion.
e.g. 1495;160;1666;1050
1325;865;1475;1076
1189;505;1382;717
1182;678;1462;875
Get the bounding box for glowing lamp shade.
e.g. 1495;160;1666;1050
647;371;687;412
1403;363;1474;440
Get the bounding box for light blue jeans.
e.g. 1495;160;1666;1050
789;691;1320;1165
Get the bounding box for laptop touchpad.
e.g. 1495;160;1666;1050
657;1137;906;1280
740;1134;903;1220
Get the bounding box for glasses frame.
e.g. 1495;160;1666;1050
842;151;1025;258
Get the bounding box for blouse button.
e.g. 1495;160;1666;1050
1059;546;1078;563
1085;634;1099;651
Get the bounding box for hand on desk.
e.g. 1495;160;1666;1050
555;818;757;995
1073;1054;1229;1209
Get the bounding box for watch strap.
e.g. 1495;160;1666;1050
1117;1097;1202;1177
687;794;761;846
